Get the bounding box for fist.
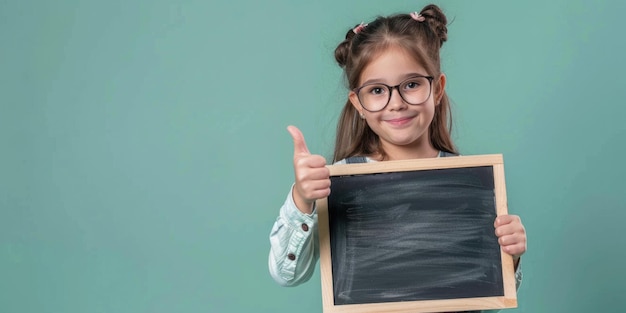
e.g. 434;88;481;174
287;126;331;213
494;214;527;261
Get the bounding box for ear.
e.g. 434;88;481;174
349;91;363;114
434;73;447;105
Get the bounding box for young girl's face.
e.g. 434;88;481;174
349;46;444;159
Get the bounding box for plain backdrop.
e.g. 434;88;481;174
1;0;625;312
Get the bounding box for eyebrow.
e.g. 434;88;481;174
360;73;429;86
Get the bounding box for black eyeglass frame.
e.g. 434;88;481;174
353;75;435;112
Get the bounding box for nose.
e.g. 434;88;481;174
387;86;408;111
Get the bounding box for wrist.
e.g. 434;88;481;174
292;186;314;214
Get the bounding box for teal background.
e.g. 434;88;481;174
1;0;625;312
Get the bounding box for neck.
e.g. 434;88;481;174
377;138;439;161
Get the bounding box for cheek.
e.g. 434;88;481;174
427;102;438;117
361;115;383;134
363;113;382;126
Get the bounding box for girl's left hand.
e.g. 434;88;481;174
494;214;527;262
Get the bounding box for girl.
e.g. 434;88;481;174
268;4;526;312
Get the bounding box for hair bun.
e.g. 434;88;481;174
334;26;358;67
420;4;448;48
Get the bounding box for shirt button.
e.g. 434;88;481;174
287;253;296;261
301;223;309;232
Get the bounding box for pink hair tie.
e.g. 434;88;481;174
352;22;368;34
410;12;425;22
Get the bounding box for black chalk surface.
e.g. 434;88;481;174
327;166;503;305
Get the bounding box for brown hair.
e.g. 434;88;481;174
332;4;457;162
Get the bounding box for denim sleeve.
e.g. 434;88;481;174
268;185;319;286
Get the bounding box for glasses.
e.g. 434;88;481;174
353;75;434;112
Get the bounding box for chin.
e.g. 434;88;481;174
389;136;421;146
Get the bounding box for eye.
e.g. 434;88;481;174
363;85;387;96
371;87;385;95
403;80;422;90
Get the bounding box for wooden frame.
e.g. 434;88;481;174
316;154;517;313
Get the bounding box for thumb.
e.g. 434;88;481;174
287;125;310;156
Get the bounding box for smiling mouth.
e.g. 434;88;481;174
385;116;415;126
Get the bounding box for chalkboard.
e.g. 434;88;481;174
316;155;517;313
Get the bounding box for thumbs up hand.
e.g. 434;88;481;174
287;126;331;214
